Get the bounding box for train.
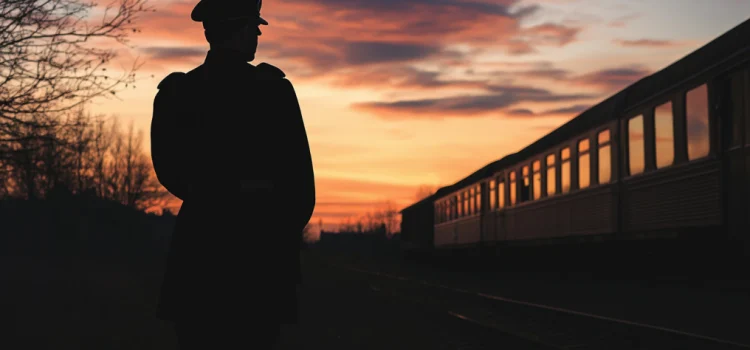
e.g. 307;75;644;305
399;17;750;265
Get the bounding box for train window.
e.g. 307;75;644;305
463;191;469;216
598;130;611;184
532;160;541;200
686;84;710;160
468;188;474;215
510;172;517;205
546;154;556;196
451;197;456;220
561;147;571;193
521;166;530;202
498;180;506;209
457;194;462;217
476;185;481;212
578;139;590;189
629;115;645;175
489;180;496;210
446;201;451;221
655;102;675;168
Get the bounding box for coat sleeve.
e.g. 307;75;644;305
278;79;316;238
150;74;190;201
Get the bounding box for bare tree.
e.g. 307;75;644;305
380;200;400;236
0;0;151;196
414;184;438;201
0;0;149;125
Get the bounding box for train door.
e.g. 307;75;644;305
721;68;749;257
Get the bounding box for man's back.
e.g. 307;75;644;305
151;49;315;324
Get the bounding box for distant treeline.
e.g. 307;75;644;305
0;109;174;212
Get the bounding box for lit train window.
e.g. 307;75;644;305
629;115;645;175
476;185;481;212
509;172;517;205
686;84;710;160
532;160;541;200
463;191;469;216
655;102;674;168
578;138;590;189
546;154;556;196
498;180;506;209
497;181;505;209
598;130;611;184
489;180;496;210
457;194;462;217
468;188;474;215
521;166;530;202
561;147;571;193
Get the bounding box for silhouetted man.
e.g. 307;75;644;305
149;0;315;347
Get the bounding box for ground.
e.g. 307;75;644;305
0;252;549;350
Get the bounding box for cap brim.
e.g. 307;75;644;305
190;1;206;21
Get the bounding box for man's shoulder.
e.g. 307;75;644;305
254;62;287;80
157;72;187;90
157;66;204;91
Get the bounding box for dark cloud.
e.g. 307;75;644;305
519;68;571;80
503;104;592;118
507;108;535;116
140;46;205;60
343;42;442;65
289;0;526;18
613;39;680;47
544;104;591;114
496;63;652;93
353;85;596;119
574;67;651;91
330;65;490;89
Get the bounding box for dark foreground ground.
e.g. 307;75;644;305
2;251;552;350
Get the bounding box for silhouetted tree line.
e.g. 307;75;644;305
0;0;174;262
335;200;401;237
0;109;171;210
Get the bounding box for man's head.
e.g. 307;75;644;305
191;0;268;61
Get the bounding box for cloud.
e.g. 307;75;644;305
330;65;490;90
342;42;442;65
139;46;206;63
352;85;595;119
504;104;592;118
608;13;641;27
573;66;651;91
613;39;682;48
133;0;581;77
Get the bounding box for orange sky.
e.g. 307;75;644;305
85;0;750;233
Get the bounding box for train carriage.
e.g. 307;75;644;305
400;17;750;260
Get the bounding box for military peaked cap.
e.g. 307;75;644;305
191;0;268;25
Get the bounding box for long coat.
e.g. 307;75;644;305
150;49;316;323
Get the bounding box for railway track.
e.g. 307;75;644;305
330;262;750;350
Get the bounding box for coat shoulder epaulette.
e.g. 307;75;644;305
157;72;187;90
255;62;286;79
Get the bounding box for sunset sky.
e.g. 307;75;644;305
87;0;750;232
